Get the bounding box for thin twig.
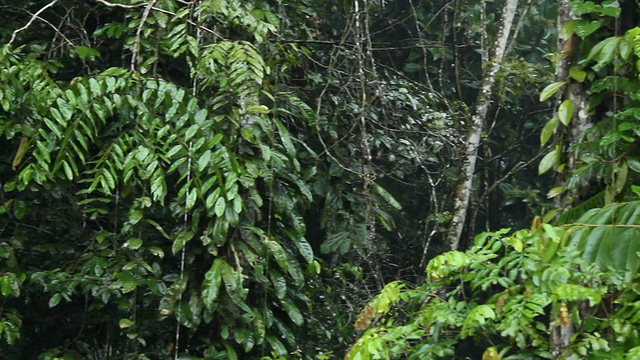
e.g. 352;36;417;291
131;0;157;72
94;0;145;9
9;0;60;45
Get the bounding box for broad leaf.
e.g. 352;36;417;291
567;201;640;281
539;81;566;101
558;99;574;126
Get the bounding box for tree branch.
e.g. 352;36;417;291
9;0;60;45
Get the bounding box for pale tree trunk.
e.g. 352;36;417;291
550;0;592;357
446;0;519;250
553;0;593;211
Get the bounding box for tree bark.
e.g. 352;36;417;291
550;0;590;357
446;0;519;250
552;0;593;212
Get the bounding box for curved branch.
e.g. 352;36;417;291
9;0;60;45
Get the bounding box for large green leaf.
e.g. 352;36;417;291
566;201;640;281
202;259;226;311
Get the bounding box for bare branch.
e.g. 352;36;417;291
131;0;157;72
9;0;60;45
93;0;145;9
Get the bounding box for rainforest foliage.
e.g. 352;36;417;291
1;0;640;359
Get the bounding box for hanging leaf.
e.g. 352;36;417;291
265;238;290;273
11;136;29;171
558;99;574;126
547;186;566;199
539;81;566;101
569;67;587;82
186;188;198;210
269;270;287;299
295;237;314;263
574;20;602;39
123;237;143;250
538;148;559;174
373;182;402;210
202;259;227;311
159;277;188;315
279;297;304;326
613;162;629;195
214;196;226;217
567;201;640;281
274;118;296;157
540;117;559;146
76;46;101;59
172;230;195;255
48;293;62;308
119;318;135;329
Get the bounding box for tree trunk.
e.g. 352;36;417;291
446;0;519;250
552;0;593;212
550;0;591;356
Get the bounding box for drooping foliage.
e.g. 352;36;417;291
347;202;640;359
0;0;324;358
347;0;640;358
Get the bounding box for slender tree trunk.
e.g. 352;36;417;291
553;0;593;211
550;0;591;356
446;0;519;250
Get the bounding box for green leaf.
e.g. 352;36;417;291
269;270;287;299
123;237;143;250
76;46;100;59
197;150;212;172
585;36;619;71
119;318;135;329
295;237;314;263
129;210;143;224
202;259;227;311
539;81;566;101
574;20;602;39
373;182;402;210
267;335;287;356
274;118;296;157
567;201;640;281
619;38;632;61
547;186;566;199
553;284;602;306
461;305;495;338
172;230;195;255
569;67;587;82
558;99;574;126
214;197;226;217
538;148;559;175
194;108;208;124
144;219;171;238
540;117;559;146
321;231;351;255
280;297;304;326
11;136;29;171
265;238;290;273
247;105;270;114
427;251;471;279
62;160;73;180
49;293;62;308
160;277;188;315
186;188;197;210
559;20;577;40
627;157;640;173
